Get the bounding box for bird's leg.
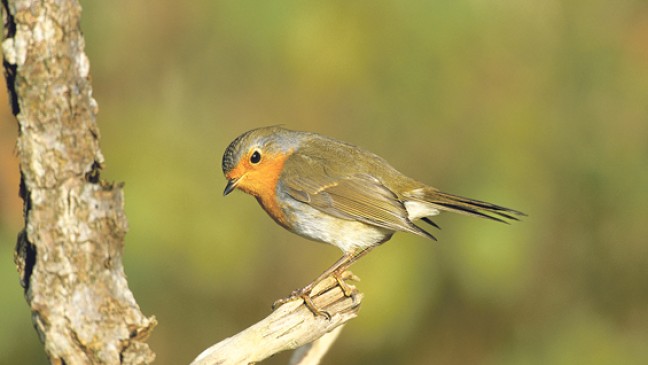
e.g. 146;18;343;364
272;254;354;313
329;247;373;297
272;247;375;317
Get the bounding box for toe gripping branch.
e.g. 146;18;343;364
190;271;363;365
273;271;362;320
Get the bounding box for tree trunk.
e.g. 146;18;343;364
2;0;156;364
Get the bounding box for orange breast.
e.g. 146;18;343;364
256;194;289;229
236;151;292;228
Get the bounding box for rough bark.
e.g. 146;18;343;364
2;1;156;364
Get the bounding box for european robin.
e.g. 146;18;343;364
222;126;524;314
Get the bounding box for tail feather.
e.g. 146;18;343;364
421;216;441;229
422;190;525;223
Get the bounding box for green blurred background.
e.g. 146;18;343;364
2;1;647;364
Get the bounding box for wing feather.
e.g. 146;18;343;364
281;154;435;240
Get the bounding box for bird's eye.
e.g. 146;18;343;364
250;150;262;164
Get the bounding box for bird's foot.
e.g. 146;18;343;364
272;271;360;319
271;284;309;310
332;270;359;298
272;284;333;319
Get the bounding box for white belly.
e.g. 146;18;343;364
281;197;393;253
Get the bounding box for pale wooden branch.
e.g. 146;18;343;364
191;272;363;365
289;325;345;365
2;0;155;363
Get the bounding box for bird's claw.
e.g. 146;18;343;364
333;271;356;297
301;293;333;319
271;290;305;310
272;271;359;319
272;287;332;319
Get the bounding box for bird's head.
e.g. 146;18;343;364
222;126;299;197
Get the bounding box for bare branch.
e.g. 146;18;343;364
289;325;346;365
191;273;362;365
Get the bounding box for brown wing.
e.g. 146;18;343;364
281;154;436;240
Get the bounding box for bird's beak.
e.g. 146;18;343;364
223;177;241;196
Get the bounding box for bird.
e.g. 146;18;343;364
222;126;524;315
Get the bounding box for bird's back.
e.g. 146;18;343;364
283;132;421;194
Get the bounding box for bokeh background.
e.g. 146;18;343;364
2;1;648;364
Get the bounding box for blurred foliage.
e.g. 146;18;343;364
1;0;648;364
